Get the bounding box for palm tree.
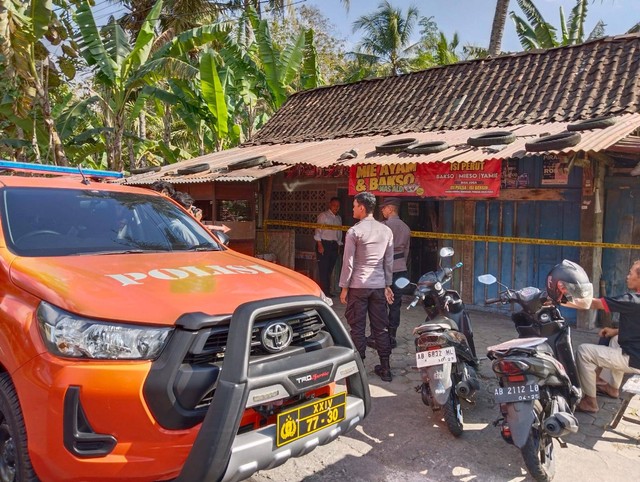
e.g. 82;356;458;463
488;0;510;56
352;1;420;75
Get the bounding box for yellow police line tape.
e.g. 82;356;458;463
263;219;640;250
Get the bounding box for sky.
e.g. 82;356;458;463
89;0;640;53
306;0;640;52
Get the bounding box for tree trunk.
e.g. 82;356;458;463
128;137;136;169
488;0;510;56
15;127;26;162
31;117;41;163
163;106;172;162
139;111;147;140
113;114;124;171
35;64;68;165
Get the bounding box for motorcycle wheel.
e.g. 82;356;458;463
442;390;463;437
521;403;556;482
420;383;431;406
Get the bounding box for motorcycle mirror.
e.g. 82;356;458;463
395;277;411;289
214;231;230;246
477;274;497;285
439;246;454;258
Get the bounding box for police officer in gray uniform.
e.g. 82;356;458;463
339;192;394;381
380;197;411;349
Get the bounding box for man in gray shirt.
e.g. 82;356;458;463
380;197;411;349
339;192;395;381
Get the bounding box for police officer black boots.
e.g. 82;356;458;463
389;327;397;349
374;357;392;382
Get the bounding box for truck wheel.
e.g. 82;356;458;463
0;373;37;482
521;403;555;482
442;390;463;437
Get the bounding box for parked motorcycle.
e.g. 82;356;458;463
478;260;591;482
396;247;479;437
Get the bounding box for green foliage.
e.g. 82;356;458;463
510;0;607;51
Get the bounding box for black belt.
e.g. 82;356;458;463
322;240;338;244
393;253;404;260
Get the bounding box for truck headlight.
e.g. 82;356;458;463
37;302;172;360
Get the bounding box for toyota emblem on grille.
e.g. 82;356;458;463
261;321;293;353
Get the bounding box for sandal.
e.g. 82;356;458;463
596;385;619;399
575;400;599;413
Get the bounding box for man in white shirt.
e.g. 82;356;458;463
314;197;342;296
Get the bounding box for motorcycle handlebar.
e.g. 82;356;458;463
485;297;502;305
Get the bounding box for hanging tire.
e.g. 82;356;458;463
525;131;581;152
130;165;161;175
405;141;449;154
521;402;555;482
442;390;464;437
177;163;210;175
567;115;617;132
375;138;417;154
467;130;515;147
227;155;266;171
0;373;38;482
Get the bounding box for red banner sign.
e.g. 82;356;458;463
348;160;501;198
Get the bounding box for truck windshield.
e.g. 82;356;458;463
1;187;223;257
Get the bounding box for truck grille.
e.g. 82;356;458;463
184;309;325;365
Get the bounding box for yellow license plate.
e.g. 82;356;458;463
276;392;347;447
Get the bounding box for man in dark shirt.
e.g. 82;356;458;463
380;197;411;349
575;260;640;413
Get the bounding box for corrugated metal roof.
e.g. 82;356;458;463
122;114;640;185
122;158;290;185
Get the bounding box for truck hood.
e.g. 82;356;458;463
10;250;322;324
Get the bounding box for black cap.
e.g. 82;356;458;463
380;197;401;208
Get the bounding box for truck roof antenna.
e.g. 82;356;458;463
77;164;90;185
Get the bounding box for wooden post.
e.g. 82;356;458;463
578;155;608;329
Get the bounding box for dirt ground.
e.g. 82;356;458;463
249;304;640;482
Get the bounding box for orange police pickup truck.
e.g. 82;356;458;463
0;162;370;482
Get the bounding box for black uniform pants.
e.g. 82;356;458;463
316;240;339;295
388;270;408;330
345;288;391;358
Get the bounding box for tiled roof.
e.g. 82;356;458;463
249;34;640;145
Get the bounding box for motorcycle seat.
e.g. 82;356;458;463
487;337;553;357
414;317;459;335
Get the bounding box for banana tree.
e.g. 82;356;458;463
74;0;201;171
510;0;604;51
0;0;76;164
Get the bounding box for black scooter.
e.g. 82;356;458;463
397;247;479;437
478;274;581;482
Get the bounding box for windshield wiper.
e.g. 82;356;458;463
186;243;218;251
92;249;147;255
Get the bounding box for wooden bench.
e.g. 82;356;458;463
609;374;640;429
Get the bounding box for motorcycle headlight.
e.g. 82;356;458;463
37;302;172;360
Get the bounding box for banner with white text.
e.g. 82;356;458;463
348;159;501;198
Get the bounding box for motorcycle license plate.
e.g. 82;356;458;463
416;346;456;368
494;384;540;403
276;392;346;447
